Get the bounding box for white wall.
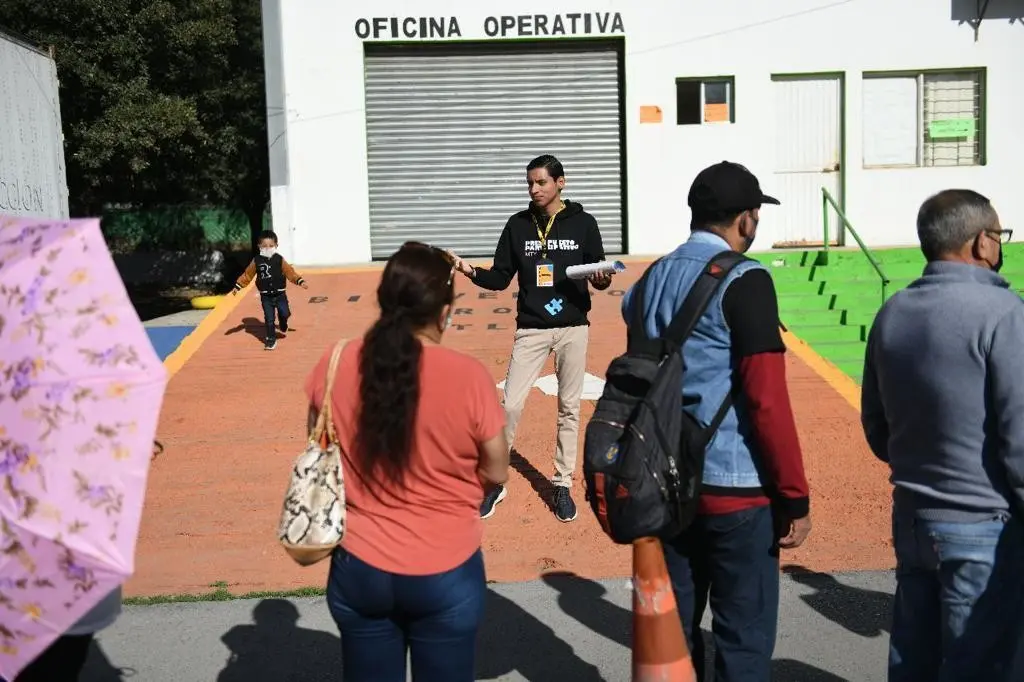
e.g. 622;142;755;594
264;0;1024;265
0;32;69;220
260;0;294;260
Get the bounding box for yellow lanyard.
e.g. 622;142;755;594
532;202;564;258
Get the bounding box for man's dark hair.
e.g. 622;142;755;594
257;229;278;244
527;154;565;180
917;189;998;261
691;209;745;233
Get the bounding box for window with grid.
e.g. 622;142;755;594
862;69;984;168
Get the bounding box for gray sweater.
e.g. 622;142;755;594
862;261;1024;522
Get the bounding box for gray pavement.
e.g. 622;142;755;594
142;309;210;327
81;569;894;681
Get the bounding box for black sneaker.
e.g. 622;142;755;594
480;485;507;519
279;316;290;333
264;336;277;351
553;487;577;523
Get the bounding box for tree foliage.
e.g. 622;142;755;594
0;0;269;238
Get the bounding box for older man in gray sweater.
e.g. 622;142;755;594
862;188;1024;681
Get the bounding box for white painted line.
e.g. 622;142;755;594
496;372;606;400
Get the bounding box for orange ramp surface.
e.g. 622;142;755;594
128;265;892;597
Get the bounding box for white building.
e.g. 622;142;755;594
260;0;1024;266
0;28;69;220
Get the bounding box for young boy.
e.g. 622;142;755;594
233;230;309;350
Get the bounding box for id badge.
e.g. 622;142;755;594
535;259;555;287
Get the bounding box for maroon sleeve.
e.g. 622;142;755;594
738;352;810;519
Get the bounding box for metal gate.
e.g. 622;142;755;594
363;41;625;258
771;74;844;247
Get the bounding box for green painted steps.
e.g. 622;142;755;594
782;307;884;328
778;291;838;307
819;279;912;297
771;257;883;385
813;261;923;280
751;250;818;267
781;309;841;326
765;268;817;284
815;274;1024;300
818;264;1024;283
812;340;867;384
783;322;866;344
766;246;1024;387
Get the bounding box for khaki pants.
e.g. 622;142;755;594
501;325;589;489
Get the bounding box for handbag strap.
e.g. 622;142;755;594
311;339;348;446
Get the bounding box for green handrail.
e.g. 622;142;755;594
821;187;890;306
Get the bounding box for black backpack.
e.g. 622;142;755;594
583;250;747;544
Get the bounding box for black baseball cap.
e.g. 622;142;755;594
687;161;780;215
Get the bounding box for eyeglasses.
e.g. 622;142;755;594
987;229;1013;245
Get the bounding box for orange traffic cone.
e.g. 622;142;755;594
632;536;697;682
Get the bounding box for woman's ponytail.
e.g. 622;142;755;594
354;310;422;489
350;241;454;492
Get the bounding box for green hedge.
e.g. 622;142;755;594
100;207;271;253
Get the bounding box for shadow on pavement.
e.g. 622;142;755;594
784;565;892;638
81;573;867;681
224;316;281;344
215;599;342;682
89;592;605;682
80;640;130;681
542;570;856;681
772;658;850;681
477;587;604;681
541;570;630;647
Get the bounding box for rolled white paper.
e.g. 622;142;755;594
565;260;627;280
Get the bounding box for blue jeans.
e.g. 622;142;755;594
260;292;290;339
326;547;486;682
662;504;780;682
890;506;1024;682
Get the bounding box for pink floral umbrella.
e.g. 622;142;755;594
0;216;167;679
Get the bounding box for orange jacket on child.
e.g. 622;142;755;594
234;254;305;295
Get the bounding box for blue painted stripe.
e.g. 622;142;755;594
146;326;197;361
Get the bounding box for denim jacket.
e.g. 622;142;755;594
621;231;767;491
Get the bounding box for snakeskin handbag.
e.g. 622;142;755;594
278;339;348;566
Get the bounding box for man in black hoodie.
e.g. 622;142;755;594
454;154;613;523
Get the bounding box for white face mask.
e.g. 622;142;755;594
259;247;277;259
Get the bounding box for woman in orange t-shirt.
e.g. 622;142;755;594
304;242;509;682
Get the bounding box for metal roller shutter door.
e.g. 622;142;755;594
363;41;625;259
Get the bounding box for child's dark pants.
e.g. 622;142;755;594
261;292;291;339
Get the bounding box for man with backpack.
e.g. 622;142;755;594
604;161;811;681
